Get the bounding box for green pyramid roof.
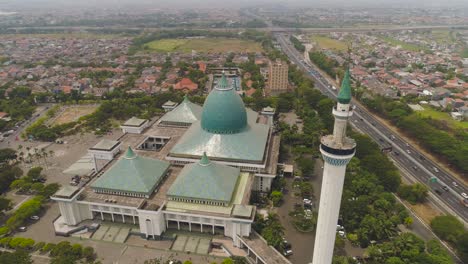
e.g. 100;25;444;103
337;68;352;104
91;147;170;196
159;95;202;125
167;155;240;203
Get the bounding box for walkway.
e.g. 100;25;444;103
237;232;291;264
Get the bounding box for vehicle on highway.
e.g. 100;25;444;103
442;186;449;192
462;193;468;199
332;86;337;90
433;167;439;173
406;150;411;154
435;189;443;195
419;155;425;160
453;181;458;187
393;151;400;156
412;166;418;171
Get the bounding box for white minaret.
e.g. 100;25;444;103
312;69;356;264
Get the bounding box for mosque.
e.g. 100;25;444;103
52;73;281;247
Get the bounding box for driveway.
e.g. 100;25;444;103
275;159;323;264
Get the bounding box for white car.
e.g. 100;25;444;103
452;181;458;187
462;193;468;199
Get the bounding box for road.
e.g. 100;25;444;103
275;33;468;224
0;104;51;149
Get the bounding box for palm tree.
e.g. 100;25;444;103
40;148;48;169
33;147;40;165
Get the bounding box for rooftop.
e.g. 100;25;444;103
89;139;120;151
123;117;147;127
159;96;203;125
91;147;170;195
167;153;241;203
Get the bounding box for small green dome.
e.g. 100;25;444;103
201;74;247;134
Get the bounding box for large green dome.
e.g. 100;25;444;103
201;74;247;134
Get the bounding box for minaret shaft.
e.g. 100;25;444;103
312;68;356;264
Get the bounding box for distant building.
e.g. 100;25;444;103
267;59;289;96
173;78;198;92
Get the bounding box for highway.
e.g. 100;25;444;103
275;33;468;224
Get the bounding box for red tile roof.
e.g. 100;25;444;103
173;78;198;91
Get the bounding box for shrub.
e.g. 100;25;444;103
34;241;45;252
82;246;96;261
0;237;11;248
41;243;56;253
0;226;10;237
18;238;35;250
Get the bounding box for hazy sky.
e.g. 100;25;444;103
1;0;468;9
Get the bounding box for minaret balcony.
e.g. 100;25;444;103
332;106;353;119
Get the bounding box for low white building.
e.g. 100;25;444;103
120;117;149;134
88;139;121;161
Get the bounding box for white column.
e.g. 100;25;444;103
122;214;125;223
100;211;104;220
201;224;203;233
312;162;347;264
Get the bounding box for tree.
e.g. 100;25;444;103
0;250;32;264
270;191;283;206
0;197;12;212
430;215;464;243
0;165;22;194
27;167;43;181
404;216;414;227
397;183;428;204
221;259;234;264
456;232;468;263
82;246;96;261
0;148;17;164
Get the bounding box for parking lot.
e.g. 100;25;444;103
275;159;324;264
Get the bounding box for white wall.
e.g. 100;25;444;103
137;210;166;238
58;201;93;226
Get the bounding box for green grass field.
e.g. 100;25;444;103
310;35;347;51
430;30;457;45
143;38;263;53
417;107;468;130
381;36;428;52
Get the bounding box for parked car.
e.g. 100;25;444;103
462;193;468;199
283;249;293;257
338;230;346;238
18;226;27;232
30;215;39;221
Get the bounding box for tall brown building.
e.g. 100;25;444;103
267;59;289;95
